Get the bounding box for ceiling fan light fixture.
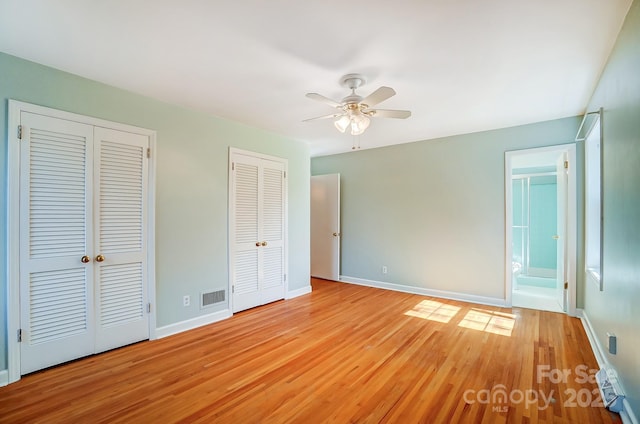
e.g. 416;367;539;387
305;73;411;140
334;115;350;133
350;115;370;135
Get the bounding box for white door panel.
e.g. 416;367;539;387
94;127;149;352
232;157;262;312
260;160;285;304
19;112;95;374
311;174;340;280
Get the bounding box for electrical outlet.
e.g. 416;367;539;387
183;295;190;307
382;266;388;274
607;333;617;354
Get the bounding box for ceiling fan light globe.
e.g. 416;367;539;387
350;119;367;135
334;115;350;133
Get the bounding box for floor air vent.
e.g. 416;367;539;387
201;290;225;308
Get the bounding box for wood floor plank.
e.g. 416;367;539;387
0;278;621;423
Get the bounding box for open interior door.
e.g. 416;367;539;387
311;174;340;281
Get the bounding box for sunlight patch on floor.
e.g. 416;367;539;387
458;308;516;337
405;300;461;323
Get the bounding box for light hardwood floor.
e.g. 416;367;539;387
0;278;621;423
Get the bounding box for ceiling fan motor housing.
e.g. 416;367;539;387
341;94;364;107
340;73;366;90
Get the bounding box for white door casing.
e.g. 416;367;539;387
310;174;341;281
504;144;576;315
7;100;157;382
229;149;287;313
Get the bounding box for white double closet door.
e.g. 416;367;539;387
230;149;287;313
19;111;150;374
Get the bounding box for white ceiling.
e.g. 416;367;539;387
0;0;632;157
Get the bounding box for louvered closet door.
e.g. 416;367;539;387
232;155;262;312
231;152;286;313
19;112;95;374
94;127;149;352
259;159;286;304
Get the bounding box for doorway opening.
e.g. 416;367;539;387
505;145;577;315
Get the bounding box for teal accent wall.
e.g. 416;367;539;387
511;175;558;275
0;52;310;372
312;117;580;301
583;0;640;415
529;177;557;271
512;179;526;270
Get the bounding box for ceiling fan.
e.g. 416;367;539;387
304;73;411;136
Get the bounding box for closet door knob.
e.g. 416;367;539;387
81;255;91;263
256;242;261;247
261;241;268;247
96;254;105;262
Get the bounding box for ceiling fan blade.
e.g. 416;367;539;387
305;93;342;109
367;109;412;119
360;86;396;107
303;113;342;122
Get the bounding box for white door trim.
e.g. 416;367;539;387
6;100;157;384
504;144;577;316
228;147;288;314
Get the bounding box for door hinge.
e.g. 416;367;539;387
232;285;235;293
18;125;23;140
564;281;569;289
232;162;235;171
284;171;286;178
564;160;569;169
147;147;151;158
17;329;22;343
147;303;151;313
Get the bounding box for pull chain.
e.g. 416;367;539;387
352;135;361;150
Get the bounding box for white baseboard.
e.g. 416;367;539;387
339;276;506;308
578;308;638;424
0;369;8;387
141;284;313;340
621;402;639;424
576;308;607;367
286;285;312;299
156;309;232;339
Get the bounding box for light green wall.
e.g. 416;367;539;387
583;0;640;415
312;117;580;300
0;52;310;372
